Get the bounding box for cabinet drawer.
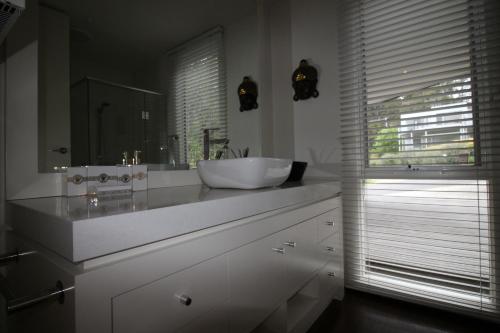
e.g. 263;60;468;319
319;258;344;301
317;209;341;242
113;255;227;333
284;218;321;292
1;233;75;333
317;234;341;266
176;307;228;333
228;233;287;333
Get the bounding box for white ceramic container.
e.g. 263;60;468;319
197;158;292;189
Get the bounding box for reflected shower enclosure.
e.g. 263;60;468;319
70;77;180;168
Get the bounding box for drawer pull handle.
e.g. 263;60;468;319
326;246;335;252
327;272;336;277
176;294;192;306
6;280;73;314
272;247;285;254
283;241;296;248
325;221;334;226
0;249;36;267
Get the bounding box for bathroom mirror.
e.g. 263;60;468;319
36;0;262;172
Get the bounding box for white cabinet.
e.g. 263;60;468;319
112;255;228;333
4;195;342;333
176;307;229;333
317;208;341;242
319;255;344;301
228;203;343;333
283;219;320;292
317;234;340;267
228;233;288;333
318;205;344;302
94;195;341;333
1;233;75;333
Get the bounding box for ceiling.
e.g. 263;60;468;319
40;0;258;70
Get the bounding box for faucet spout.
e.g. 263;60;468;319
203;129;210;160
203;128;228;160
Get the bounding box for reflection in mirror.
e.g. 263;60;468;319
70;78;171;168
37;0;260;172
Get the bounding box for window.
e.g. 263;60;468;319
167;28;227;168
367;78;476;166
363;178;491;310
339;0;500;317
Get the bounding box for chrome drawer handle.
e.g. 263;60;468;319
0;249;36;266
326;246;335;252
283;241;296;248
176;294;192;306
6;280;74;314
327;272;336;277
272;247;285;254
325;221;334;226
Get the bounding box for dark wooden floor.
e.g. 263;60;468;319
307;289;500;333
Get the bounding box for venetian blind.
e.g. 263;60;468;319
167;28;227;168
339;0;500;318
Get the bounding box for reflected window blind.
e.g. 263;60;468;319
339;0;500;317
167;28;227;168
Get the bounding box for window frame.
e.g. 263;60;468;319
362;83;483;175
360;2;485;174
354;0;495;307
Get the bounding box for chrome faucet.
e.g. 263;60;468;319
121;150;142;164
134;150;142;165
203;128;229;160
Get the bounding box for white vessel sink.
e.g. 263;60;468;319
197;158;292;189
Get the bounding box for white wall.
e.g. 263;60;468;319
5;0;65;200
125;3;340;167
0;43;6;227
256;0;340;176
38;6;71;172
256;0;295;159
225;14;262;157
134;14;264;158
0;43;4;264
267;0;295;159
133;65;161;93
256;0;273;157
71;57;135;87
290;0;341;178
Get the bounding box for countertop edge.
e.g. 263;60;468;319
9;180;341;263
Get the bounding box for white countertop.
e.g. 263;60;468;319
8;180;341;263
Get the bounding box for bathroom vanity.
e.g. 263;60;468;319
1;2;345;332
2;180;343;333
